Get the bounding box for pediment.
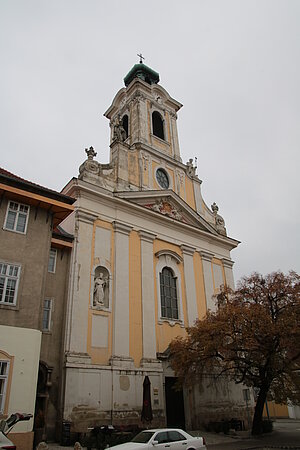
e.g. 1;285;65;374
115;190;218;236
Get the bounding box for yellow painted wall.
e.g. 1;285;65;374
129;231;143;366
264;401;289;418
153;240;187;354
128;150;139;186
152;135;172;155
88;220;114;365
185;177;196;210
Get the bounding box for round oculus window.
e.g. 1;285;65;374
156;168;169;189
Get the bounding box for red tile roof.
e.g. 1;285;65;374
0;167;75;204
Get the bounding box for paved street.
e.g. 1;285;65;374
47;419;300;450
205;419;300;450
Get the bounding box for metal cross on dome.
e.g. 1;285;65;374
137;53;145;64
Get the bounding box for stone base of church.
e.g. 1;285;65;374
184;376;255;431
63;359;165;433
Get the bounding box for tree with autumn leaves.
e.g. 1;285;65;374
169;271;300;435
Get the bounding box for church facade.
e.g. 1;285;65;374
60;62;250;432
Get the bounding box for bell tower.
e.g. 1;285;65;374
78;59;226;236
104;60;182;162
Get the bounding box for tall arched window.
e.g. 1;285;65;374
152;111;165;140
159;267;178;319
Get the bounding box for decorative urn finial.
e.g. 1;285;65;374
85;146;97;160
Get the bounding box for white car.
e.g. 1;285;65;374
109;429;206;450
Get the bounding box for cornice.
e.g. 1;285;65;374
76;210;99;224
139;230;156;243
181;244;196;256
222;258;235;269
68;179;240;252
113;221;133;235
199;250;214;262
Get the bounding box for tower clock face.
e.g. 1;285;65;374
156;168;169;189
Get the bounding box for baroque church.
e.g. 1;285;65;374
59;60;249;432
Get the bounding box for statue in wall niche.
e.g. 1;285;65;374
113;116;127;142
93;270;109;307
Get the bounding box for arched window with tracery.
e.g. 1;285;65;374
159;267;178;320
152;111;165;140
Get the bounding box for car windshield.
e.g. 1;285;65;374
132;431;155;443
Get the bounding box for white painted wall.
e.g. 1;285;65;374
0;325;41;432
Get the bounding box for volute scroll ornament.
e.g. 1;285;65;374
79;146;99;177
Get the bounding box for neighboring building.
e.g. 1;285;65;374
0;325;41;450
0;168;75;448
60;62;252;433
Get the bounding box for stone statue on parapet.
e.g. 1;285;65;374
85;146;97;160
211;202;227;236
186;158;196;177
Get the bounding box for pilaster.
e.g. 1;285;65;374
112;221;132;358
139;230;157;361
181;245;198;326
199;250;215;312
66;210;98;354
222;258;235;289
170;113;181;161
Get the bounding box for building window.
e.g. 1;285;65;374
48;248;57;273
152;111;165;140
0;263;20;305
4;201;29;234
42;299;53;331
0;361;9;413
156;168;169;189
160;267;178;320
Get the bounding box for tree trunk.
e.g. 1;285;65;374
252;385;269;435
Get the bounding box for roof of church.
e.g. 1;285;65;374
0;167;75;204
124;63;160;87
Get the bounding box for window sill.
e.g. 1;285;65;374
158;318;184;327
2;227;27;235
151;134;170;146
0;303;18;310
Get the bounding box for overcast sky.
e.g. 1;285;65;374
1;0;299;282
